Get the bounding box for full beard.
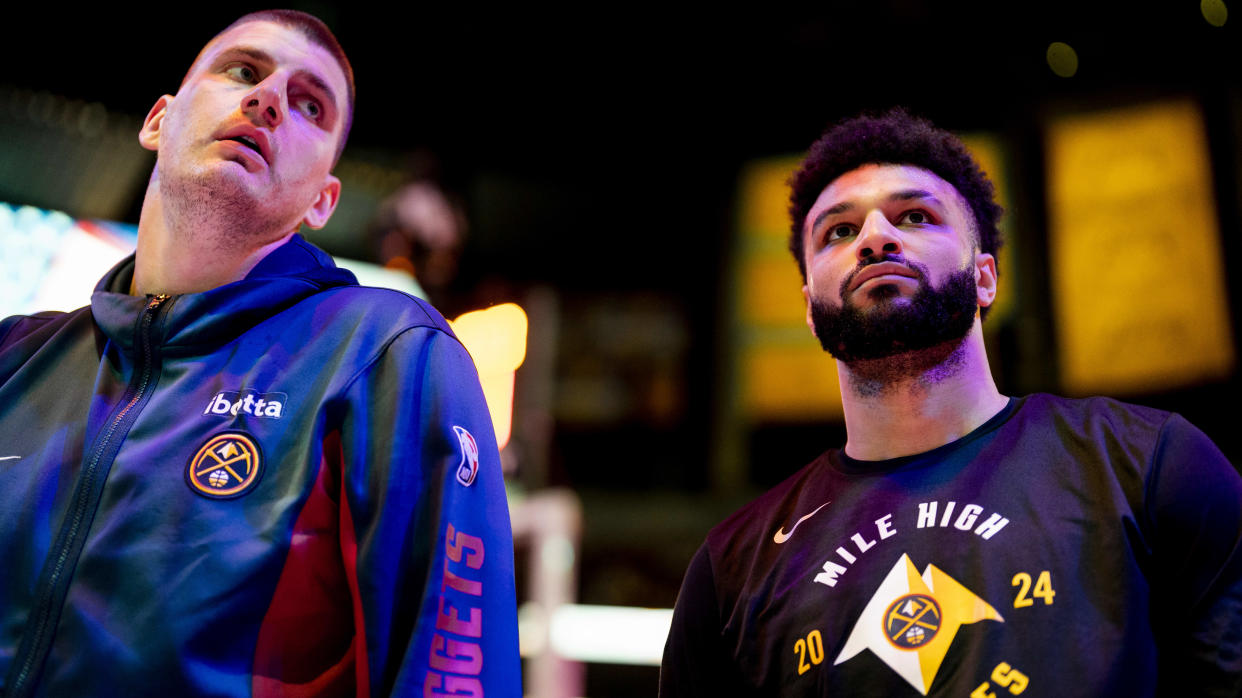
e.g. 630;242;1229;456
809;260;979;364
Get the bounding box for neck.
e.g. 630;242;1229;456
130;170;296;295
837;319;1008;461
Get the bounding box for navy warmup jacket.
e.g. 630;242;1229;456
0;235;520;696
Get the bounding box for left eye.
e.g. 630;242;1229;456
898;210;930;225
295;97;321;120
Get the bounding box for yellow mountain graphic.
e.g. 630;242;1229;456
835;553;1003;694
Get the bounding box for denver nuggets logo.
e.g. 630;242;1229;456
186;432;263;499
884;594;941;649
835;554;1004;695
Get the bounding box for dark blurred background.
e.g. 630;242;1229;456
4;2;1241;695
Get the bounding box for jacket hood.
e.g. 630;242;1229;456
91;234;359;358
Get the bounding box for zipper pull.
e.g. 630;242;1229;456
146;293;170;311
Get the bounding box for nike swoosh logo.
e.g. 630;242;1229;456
0;456;19;461
773;500;832;544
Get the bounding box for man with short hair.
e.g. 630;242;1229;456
660;109;1242;696
0;11;520;696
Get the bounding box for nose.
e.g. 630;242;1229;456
241;76;284;129
855;210;902;261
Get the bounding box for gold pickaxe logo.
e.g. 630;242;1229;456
187;432;263;499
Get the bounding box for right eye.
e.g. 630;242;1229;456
224;63;258;83
825;223;856;243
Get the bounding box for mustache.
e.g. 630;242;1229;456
839;254;929;299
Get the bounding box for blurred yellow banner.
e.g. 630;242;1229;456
1046;100;1234;394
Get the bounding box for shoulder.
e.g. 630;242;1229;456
0;308;87;354
317;285;456;337
1012;393;1178;454
1012;393;1233;505
704;454;834;567
288;285;463;369
309;288;485;398
249;235;455;339
0;308;94;386
1018;392;1171;429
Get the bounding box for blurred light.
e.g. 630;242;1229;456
0;201;427;317
452;303;528;375
540;535;576;575
77;102;108;138
1202;0;1228;26
1;205;121;317
515;603;673;665
450;303;528;449
517;602;549;657
336;260;424;298
1046;42;1078;78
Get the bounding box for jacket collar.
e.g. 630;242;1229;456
91;234;358;358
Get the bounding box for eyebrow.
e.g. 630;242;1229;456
218;46;339;115
220;46;274;67
809;189;942;233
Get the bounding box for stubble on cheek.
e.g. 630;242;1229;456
159;155;291;255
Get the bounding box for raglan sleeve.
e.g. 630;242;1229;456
660;542;746;697
1146;413;1242;697
337;325;520;696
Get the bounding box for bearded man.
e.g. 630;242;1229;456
660;109;1242;697
0;11;519;696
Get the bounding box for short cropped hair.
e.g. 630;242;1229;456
787;108;1003;283
189;9;355;164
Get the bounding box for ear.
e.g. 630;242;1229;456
300;174;342;229
974;252;998;307
802;284;818;337
139;95;173;151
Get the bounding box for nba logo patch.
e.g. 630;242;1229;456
186;432;264;499
453;426;479;486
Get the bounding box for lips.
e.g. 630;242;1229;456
216;126;271;167
848;261;919;292
232;134;261;153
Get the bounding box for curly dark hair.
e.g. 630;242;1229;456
787;108;1003;291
